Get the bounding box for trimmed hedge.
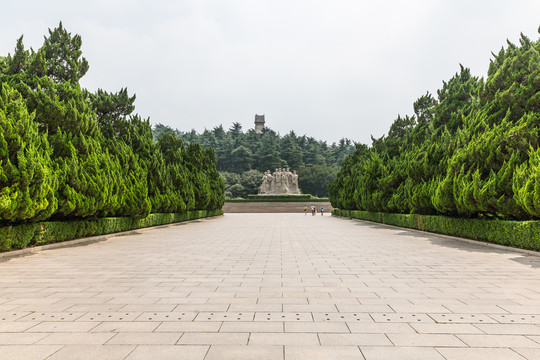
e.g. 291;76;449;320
0;210;224;252
332;209;540;251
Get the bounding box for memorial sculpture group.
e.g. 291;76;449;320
259;168;301;195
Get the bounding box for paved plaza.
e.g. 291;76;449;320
0;213;539;360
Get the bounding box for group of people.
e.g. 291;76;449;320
304;204;324;216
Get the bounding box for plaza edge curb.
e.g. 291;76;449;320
0;213;224;260
332;214;540;258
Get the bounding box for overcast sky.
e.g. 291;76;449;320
1;1;539;144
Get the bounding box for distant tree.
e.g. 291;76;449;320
42;22;89;83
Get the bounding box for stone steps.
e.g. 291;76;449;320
223;202;333;213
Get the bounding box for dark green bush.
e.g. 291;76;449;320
332;209;540;251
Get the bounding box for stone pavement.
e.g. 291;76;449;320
0;213;539;360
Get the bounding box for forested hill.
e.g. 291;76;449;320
330;30;540;221
153;123;356;198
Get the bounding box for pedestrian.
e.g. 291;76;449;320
321;205;324;216
311;205;315;216
304;205;307;215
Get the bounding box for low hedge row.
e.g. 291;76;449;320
332;209;540;251
0;210;224;252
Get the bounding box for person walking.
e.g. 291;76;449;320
321;205;324;216
311;205;315;216
304;205;307;215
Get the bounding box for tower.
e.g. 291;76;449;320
254;114;265;134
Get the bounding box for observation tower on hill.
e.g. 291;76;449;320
254;114;265;134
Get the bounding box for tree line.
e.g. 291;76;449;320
153;123;355;197
330;30;540;220
0;23;224;224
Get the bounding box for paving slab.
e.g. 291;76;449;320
0;213;539;359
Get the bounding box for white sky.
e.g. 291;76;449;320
1;0;539;144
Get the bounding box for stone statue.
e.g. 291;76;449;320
258;168;301;195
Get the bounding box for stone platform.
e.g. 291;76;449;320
0;213;539;359
223;201;333;213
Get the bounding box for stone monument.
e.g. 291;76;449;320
258;168;301;195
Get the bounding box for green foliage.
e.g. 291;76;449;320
330;30;540;221
222;170;263;198
153;123;355;199
42;21;89;83
298;165;339;198
332;209;540;251
0;23;224;225
0;84;57;222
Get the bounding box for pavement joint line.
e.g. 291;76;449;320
335;215;540;258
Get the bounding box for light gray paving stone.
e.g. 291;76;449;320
371;313;434;323
90;321;160;333
205;345;283;360
436;347;527;360
387;333;466;347
361;346;445;360
0;345;62;360
347;322;416;334
17;312;86;322
254;312;313;322
529;335;540;344
336;304;393;313
107;332;182;344
489;314;540;324
284;321;349;333
283;304;337;312
177;332;249;345
285;345;363;360
155;321;222;333
135;311;197;322
475;323;540;335
411;323;484;334
250;332;319;345
2;214;540;356
0;311;32;321
313;312;372;322
319;333;392;346
513;348;540;360
0;332;50;344
120;304;176;312
77;312;141;322
220;321;283;332
46;344;135;360
457;334;540;348
125;345;209;360
25;321;99;332
36;332;115;344
429;313;498;324
195;312;254;321
0;321;39;332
